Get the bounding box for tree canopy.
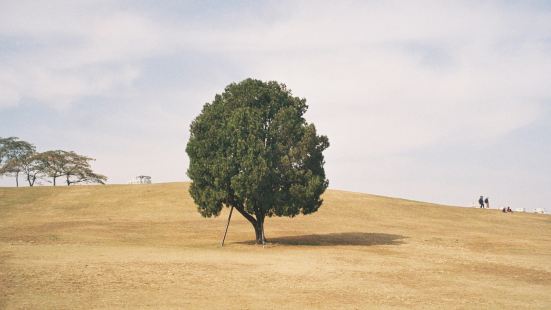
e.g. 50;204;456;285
39;150;107;186
186;79;329;244
0;137;35;187
16;152;44;187
40;150;67;186
60;151;107;186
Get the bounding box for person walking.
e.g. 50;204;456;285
479;196;484;208
484;197;490;208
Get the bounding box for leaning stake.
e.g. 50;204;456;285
220;206;234;247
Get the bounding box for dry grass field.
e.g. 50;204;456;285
1;182;550;309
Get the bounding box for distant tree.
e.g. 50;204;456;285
1;138;107;187
40;150;69;186
186;79;329;244
59;151;107;186
0;137;13;165
15;152;45;187
71;166;107;186
0;137;36;187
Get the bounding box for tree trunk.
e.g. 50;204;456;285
254;224;263;244
53;177;56;186
234;204;266;245
15;171;19;187
254;212;266;245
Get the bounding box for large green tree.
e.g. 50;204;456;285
0;137;36;187
186;79;329;244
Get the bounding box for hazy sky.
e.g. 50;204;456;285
1;1;550;209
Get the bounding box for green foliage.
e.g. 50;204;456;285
186;79;329;243
39;150;67;185
17;152;44;187
0;137;35;167
0;137;36;186
54;151;107;186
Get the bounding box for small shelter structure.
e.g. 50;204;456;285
129;175;152;184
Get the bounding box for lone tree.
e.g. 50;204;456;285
186;79;329;244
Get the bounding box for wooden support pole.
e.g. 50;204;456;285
220;206;234;247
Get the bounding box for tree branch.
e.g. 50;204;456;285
234;203;257;225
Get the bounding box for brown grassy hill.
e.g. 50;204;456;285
1;182;550;309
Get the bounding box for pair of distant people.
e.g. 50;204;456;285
478;196;489;208
502;207;513;213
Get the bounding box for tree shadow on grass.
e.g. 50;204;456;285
238;232;407;246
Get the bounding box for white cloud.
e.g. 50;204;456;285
0;1;163;108
1;1;550;208
2;1;550;141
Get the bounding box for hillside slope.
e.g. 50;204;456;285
1;183;550;309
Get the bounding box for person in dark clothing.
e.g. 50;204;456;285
479;196;484;208
484;197;489;208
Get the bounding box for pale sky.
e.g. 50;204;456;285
1;1;550;210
